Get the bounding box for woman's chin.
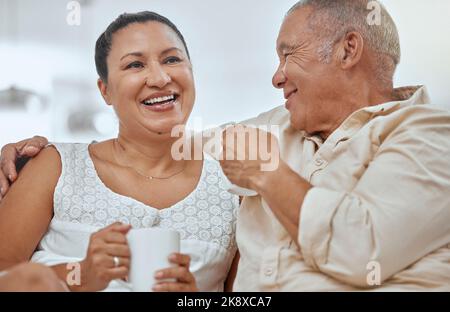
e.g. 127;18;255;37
144;119;186;136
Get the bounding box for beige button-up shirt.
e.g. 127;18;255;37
230;86;450;291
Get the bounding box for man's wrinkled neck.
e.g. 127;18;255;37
318;82;394;141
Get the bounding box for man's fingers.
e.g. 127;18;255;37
20;146;41;157
0;171;9;199
32;135;49;146
4;159;20;183
19;136;49;157
0;137;48;184
0;144;20;182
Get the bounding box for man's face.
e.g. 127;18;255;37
273;7;343;136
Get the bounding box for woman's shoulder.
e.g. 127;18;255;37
28;145;61;169
16;145;63;189
48;142;90;159
86;140;114;163
50;141;112;165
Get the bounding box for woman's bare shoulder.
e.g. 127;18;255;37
24;145;62;175
88;140;114;163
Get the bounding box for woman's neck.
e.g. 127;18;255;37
112;132;185;177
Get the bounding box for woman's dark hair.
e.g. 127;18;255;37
95;11;190;83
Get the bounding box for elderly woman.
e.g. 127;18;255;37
0;12;239;292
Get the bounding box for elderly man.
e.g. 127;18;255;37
1;0;450;291
219;0;450;291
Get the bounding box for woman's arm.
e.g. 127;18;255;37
224;251;240;292
0;146;61;270
0;262;68;292
0;136;49;199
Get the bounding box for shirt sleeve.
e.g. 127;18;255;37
298;109;450;288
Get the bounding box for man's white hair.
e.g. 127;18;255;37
288;0;401;84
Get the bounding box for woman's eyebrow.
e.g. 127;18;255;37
160;47;183;55
120;48;182;61
120;52;143;61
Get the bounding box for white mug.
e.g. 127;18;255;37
127;228;180;292
219;124;280;197
221;175;258;197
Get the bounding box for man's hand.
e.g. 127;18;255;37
0;262;68;292
0;136;48;200
219;125;281;192
220;125;312;243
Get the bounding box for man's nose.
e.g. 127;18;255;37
272;65;286;89
145;62;171;88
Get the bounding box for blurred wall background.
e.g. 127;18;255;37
1;0;449;147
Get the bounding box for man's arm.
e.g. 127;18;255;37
250;161;311;243
219;125;311;242
221;112;450;287
0;136;49;201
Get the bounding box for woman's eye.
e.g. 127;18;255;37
164;56;182;65
126;61;144;69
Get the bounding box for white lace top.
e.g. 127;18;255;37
31;143;239;292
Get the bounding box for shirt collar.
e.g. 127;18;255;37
301;85;431;144
361;85;430;116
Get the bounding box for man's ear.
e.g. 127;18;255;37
336;31;364;70
97;78;112;106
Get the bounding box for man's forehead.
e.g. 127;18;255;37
277;8;312;50
276;27;309;52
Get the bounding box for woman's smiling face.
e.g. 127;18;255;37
98;21;195;137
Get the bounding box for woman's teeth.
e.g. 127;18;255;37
143;95;176;106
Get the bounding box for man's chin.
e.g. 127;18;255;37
289;117;305;132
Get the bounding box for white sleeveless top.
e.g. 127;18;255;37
31;143;239;292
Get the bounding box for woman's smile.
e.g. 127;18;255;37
139;91;180;113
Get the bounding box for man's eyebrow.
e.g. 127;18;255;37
277;42;294;53
120;52;143;61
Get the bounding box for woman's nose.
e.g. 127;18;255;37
272;65;286;89
145;62;171;88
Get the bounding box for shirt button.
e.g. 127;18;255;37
315;158;324;166
264;267;273;276
153;215;161;226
